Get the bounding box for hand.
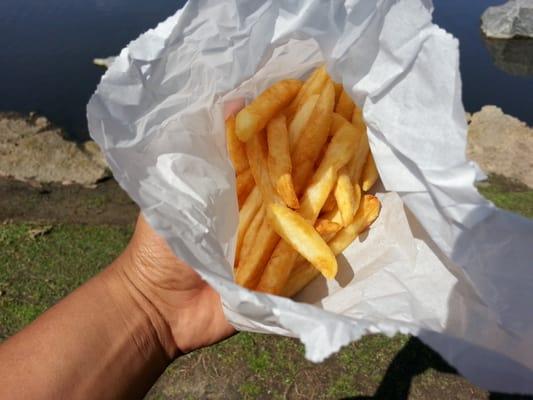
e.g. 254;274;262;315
116;214;234;358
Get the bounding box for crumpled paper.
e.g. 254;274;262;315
87;0;533;394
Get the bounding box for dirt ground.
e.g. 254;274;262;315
1;175;532;399
0;177;139;225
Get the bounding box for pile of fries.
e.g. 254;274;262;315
226;66;381;297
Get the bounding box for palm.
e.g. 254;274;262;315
126;215;234;354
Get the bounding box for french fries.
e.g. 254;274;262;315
292;79;335;195
283;194;381;297
267;203;337;279
286;66;328;118
267;115;299;208
334;167;356;226
225;115;249;174
236;79;302;142
288;94;319;148
227;66;382;298
257;113;360;294
235;187;261;265
361;153;379;192
315;219;342;236
236;169;255;207
335;89;355;121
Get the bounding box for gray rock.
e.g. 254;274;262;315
481;0;533;39
0;113;110;186
483;35;533;76
467;106;533;188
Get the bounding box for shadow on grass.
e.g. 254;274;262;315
342;337;532;400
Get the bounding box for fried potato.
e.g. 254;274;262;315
321;192;337;213
288;94;319;148
245;130;280;205
353;183;362;215
298;113;361;221
257;113;361;294
283;194;381;297
315;219;342;236
267;203;337;279
292;80;335;195
236;169;255;208
333;82;343;103
237;204;265;268
255;240;299;294
267;114;299;209
328;194;381;255
236;216;280;289
335;89;355;121
235;131;286;288
334;167;356;226
349;106;370;183
361;153;379;191
232;74;381;297
236;79;302;142
235;187;261;266
286;66;328;118
225;115;249;174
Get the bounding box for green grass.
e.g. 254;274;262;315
0;223;132;339
1;175;531;399
478;174;533;218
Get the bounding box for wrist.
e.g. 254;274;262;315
103;251;180;360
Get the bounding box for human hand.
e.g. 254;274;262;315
115;214;234;358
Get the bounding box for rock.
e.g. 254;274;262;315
0;113;110;186
34;116;49;129
483;35;533;76
93;56;117;69
481;0;533;39
467;106;533;188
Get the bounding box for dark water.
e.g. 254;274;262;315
0;0;531;141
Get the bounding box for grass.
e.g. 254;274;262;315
477;174;533;218
0;223;132;339
0;175;531;399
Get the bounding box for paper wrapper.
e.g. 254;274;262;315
87;0;533;393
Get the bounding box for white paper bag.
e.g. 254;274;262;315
87;0;533;393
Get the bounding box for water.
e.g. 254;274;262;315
0;0;531;141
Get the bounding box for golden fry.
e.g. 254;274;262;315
231;74;381;297
292;80;335;195
236;169;255;208
328;194;381;255
236;79;302;142
235;217;280;289
255;240;298;294
245;131;280;205
286;66;328;117
283;194;381;297
335;89;355;121
361;153;379;191
235;187;261;266
334;167;356;226
353;183;362;216
238;205;265;269
321;192;336;213
225;115;249;174
348;106;370;183
267;115;299;209
298;113;361;221
267;203;337;279
315;219;342;236
333;82;343;104
288;94;319;148
257;112;360;294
